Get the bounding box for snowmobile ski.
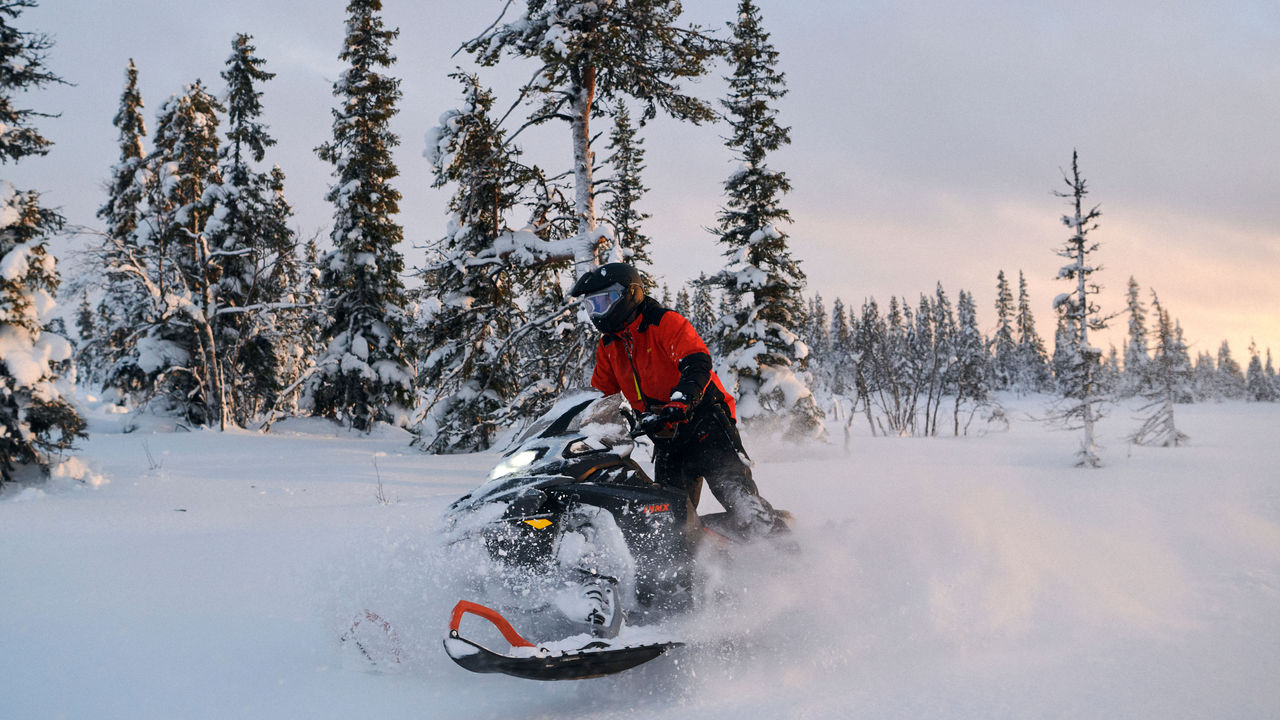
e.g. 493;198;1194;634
444;600;681;681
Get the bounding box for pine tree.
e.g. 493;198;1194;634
1244;340;1275;402
1122;276;1151;397
852;298;887;435
689;274;717;346
143;81;226;426
1266;349;1278;401
1191;350;1217;401
991;270;1017;390
0;1;86;486
600;103;652;267
953;289;992;435
1129;292;1190;446
673;287;692;318
1215;340;1245;399
805;293;830;389
208;34;298;426
1049;151;1108;468
415;71;534;452
1013;270;1051;392
464;0;717;272
1170;320;1194;403
88;59;151;394
829;297;854;397
925;285;957;436
306;0;412;431
709;0;823;441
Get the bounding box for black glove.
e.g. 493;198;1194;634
639;400;689;437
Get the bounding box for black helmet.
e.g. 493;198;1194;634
569;262;645;333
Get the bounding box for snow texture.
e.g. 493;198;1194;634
1;395;1277;719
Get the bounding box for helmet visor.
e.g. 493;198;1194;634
582;287;623;317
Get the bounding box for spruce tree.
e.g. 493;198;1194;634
89;59;150;394
416;71;533;452
600;103;652;268
1122;276;1151;397
1191;350;1217;401
1214;340;1245;399
464;0;717;271
209;34;298;425
829;297;854;397
306;0;412;431
954;289;992;435
0;1;86;486
1050;151;1108;467
1244;341;1273;402
689;274;717;346
805;293;830;389
1013;270;1051;392
1129;292;1190;446
710;0;823;441
991;270;1017;389
143;81;226;426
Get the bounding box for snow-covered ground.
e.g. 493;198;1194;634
3;396;1278;719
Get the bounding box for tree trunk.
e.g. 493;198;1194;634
570;65;599;275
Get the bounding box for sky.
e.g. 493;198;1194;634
8;0;1279;361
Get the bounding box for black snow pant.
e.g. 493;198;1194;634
652;403;777;533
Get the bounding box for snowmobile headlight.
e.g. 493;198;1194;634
489;449;543;480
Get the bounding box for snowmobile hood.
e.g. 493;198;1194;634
444;388;637;519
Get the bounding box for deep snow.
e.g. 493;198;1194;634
2;396;1278;720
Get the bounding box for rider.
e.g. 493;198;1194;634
569;262;791;539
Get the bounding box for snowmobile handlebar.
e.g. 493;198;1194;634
630;412;664;438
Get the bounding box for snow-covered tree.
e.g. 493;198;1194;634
1049;151;1109;467
1191;350;1217;402
464;0;717;273
1214;340;1245;399
600;103;651;268
803;293;830;386
1013;270;1051;392
1121;276;1151;397
305;0;413;431
991;269;1017;389
1244;340;1275;402
828;297;854;397
688;275;717;346
142;81;227;426
1266;349;1278;401
0;1;86;486
84;60;150;393
415;71;536;452
953;289;992;434
709;0;822;441
1129;292;1190;446
205;34;300;426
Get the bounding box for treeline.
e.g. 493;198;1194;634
66;0;831;453
4;2;1277;487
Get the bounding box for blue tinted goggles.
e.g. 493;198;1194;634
582;287;623;316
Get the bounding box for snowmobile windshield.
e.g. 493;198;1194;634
511;388;630;445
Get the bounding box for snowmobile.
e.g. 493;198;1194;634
441;388;752;681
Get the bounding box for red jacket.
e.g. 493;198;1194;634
589;299;736;420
